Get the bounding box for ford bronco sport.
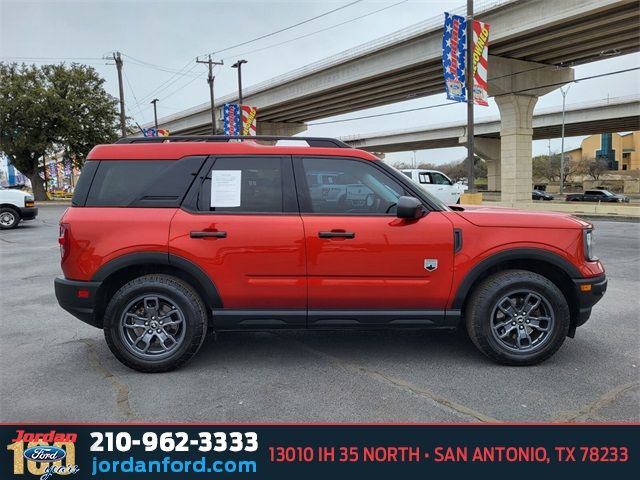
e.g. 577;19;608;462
54;136;607;372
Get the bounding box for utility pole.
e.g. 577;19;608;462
151;98;159;131
466;0;475;193
113;52;126;137
559;85;571;194
232;59;248;105
196;55;224;134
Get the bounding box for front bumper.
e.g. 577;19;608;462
19;206;38;220
572;274;607;327
54;277;102;328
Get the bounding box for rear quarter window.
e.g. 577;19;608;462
84;157;206;207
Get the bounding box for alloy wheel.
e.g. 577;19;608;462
489;290;555;353
119;294;186;360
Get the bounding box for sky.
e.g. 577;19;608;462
1;0;639;166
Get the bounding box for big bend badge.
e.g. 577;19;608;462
424;259;438;272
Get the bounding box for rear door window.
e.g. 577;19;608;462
193;156;295;213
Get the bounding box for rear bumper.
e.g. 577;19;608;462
54;277;102;328
572;274;607;327
19;206;38;220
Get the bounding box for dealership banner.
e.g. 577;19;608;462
1;424;637;479
442;13;490;105
442;12;467;103
223;103;241;136
241;105;258;136
471;19;490;106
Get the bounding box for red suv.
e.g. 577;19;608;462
54;136;607;372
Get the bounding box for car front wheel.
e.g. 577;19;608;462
466;270;570;365
103;274;208;372
0;207;20;229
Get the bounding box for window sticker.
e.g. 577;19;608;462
211;170;242;207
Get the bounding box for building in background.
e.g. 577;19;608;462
566;131;640;171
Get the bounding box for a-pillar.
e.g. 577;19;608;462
494;95;537;203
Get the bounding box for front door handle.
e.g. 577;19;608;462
318;231;355;239
190;231;227;238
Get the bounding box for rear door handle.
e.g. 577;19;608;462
318;231;355;239
190;231;227;238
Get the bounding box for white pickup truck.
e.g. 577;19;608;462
0;186;38;229
400;169;467;205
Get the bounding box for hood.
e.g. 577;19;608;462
451;205;589;229
0;188;31;201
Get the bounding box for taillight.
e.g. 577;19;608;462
59;223;70;262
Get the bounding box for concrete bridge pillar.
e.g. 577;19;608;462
488;56;574;203
257;121;306;136
495;94;538;203
474;138;501;191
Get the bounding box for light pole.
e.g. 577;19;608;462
559;84;571;194
151;98;159;131
232;59;248;105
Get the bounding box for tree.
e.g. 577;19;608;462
580;156;610;181
0;63;120;199
532;153;578;183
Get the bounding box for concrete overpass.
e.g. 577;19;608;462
342;95;640;151
342;95;640;190
150;0;639;201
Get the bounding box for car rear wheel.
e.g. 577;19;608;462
0;207;20;229
104;274;207;372
466;270;570;365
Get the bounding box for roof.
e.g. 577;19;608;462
87;136;379;161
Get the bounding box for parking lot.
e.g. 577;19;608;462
1;204;638;423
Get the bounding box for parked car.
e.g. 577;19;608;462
565;189;629;203
55;136;607;372
0;185;37;229
532;190;554;201
400;169;466;204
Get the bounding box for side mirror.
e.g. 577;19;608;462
396;196;424;219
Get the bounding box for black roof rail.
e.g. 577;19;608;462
115;135;352;149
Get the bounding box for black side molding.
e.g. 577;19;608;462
451;248;582;310
454;228;463;253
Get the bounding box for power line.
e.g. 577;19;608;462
123;69;147;124
121;53;201;78
210;0;364;55
308;66;640;125
137;62;200;103
221;0;409;61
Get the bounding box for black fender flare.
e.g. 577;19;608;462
92;251;223;308
451;248;581;310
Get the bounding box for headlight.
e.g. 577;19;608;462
584;229;597;261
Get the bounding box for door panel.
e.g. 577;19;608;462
169;210;306;310
170;155;306;327
295;156;455;316
303;213;454;310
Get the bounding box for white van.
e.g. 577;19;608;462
400;169;466;204
0;186;37;229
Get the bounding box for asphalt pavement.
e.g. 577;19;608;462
1;205;638;423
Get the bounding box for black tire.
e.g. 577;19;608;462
0;206;20;229
103;274;208;373
466;270;570;366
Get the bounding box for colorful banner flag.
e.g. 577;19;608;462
143;128;170;137
223;104;241;136
241;106;258;136
442;12;467;103
472;19;490;106
443;13;490;106
64;159;72;177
